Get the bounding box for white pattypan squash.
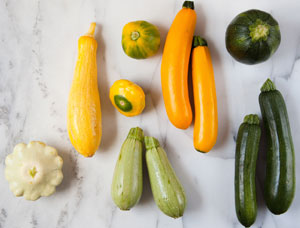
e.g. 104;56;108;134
5;141;63;201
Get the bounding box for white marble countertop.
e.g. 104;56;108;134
0;0;300;227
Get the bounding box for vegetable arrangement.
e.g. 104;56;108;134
3;0;297;226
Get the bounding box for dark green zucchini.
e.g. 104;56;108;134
235;114;261;227
225;9;281;65
259;79;295;215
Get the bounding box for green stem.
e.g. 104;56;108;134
131;31;140;41
182;1;194;9
29;166;37;178
127;127;144;142
249;19;270;42
193;36;207;48
243;114;260;125
261;78;276;92
144;136;160;150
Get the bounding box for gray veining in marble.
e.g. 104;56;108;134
0;0;300;227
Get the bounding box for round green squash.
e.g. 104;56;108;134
225;9;281;65
122;20;160;59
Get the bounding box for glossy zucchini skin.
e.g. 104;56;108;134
225;9;281;65
259;79;295;215
235;114;261;227
111;127;144;210
145;136;186;218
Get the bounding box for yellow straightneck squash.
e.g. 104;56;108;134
67;23;102;157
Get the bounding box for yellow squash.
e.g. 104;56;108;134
109;79;145;117
161;1;196;129
192;36;218;152
67;23;102;157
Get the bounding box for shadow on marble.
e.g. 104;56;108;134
164;140;202;213
255;121;268;226
55;147;79;194
209;40;230;153
154;24;168;56
94;24;117;152
138;148;153;205
194;1;206;36
141;23;168;113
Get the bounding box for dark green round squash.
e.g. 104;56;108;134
225;9;281;65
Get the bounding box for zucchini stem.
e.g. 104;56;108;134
127;127;144;142
182;1;194;10
193;36;207;47
144;136;160;150
243;114;260;125
261;78;276;92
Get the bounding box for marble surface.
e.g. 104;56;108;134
0;0;300;227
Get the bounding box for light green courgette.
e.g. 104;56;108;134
145;136;186;218
111;127;144;210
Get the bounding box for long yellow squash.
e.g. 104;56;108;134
67;23;102;157
192;36;218;152
161;1;196;129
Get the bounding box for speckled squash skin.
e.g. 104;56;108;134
67;23;102;157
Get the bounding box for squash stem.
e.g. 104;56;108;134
243;114;260;125
261;78;276;92
29;166;37;178
249;19;270;42
182;1;194;10
127;127;144;142
193;36;207;48
85;22;96;37
144;136;160;150
131;31;140;41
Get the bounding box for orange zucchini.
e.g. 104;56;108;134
161;1;196;129
192;36;218;152
67;23;102;157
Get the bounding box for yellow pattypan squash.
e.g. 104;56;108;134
109;79;145;117
5;141;63;201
